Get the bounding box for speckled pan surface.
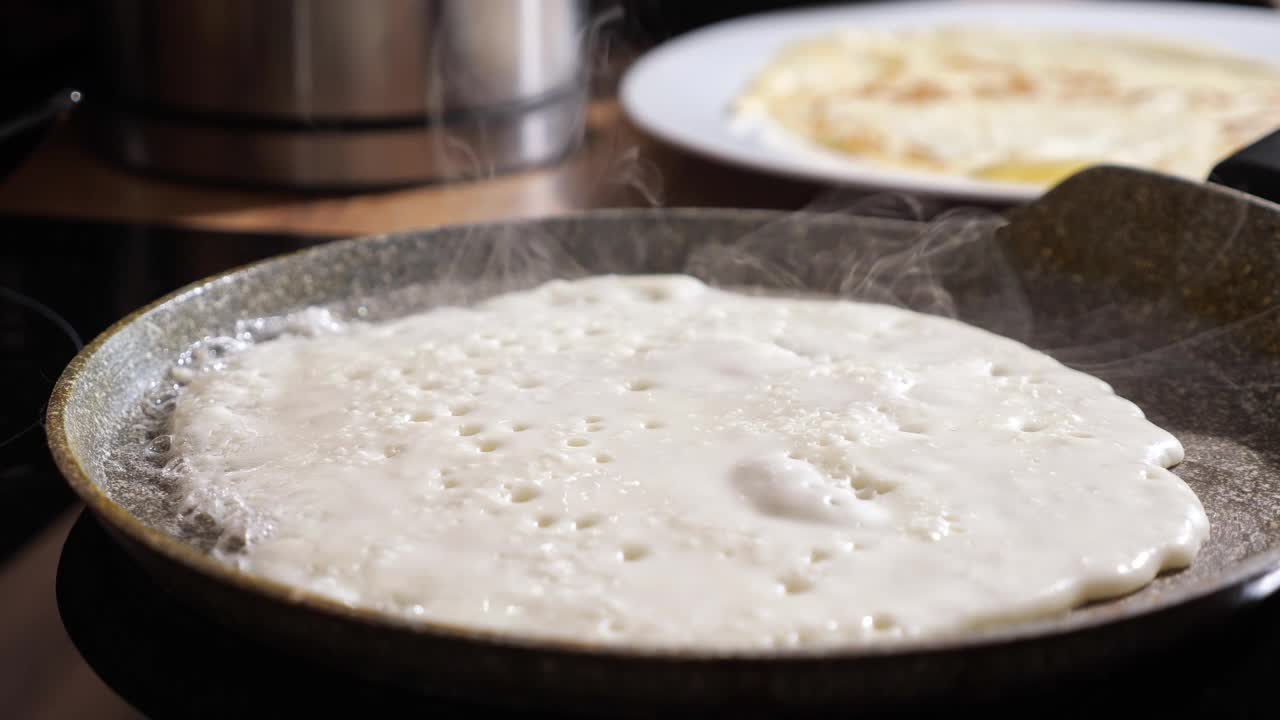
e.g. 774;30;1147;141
48;166;1280;714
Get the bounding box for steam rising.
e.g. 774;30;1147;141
95;4;1279;568
83;168;1277;638
119;203;1031;547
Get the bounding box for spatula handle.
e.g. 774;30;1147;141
1210;130;1280;204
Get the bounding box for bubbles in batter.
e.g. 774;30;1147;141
166;275;1208;649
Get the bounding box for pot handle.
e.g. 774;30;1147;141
1209;129;1280;204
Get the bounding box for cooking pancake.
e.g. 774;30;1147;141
163;274;1207;649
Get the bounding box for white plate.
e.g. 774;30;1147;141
620;0;1280;203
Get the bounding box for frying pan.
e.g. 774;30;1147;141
47;156;1280;714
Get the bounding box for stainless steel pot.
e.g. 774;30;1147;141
89;0;588;189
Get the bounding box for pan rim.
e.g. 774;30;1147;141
46;205;1280;665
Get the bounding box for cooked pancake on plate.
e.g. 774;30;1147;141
734;27;1280;187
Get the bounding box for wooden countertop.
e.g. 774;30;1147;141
0;510;139;719
0;101;823;238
